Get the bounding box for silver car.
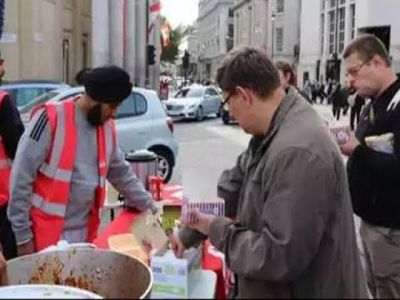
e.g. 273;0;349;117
164;85;222;121
20;87;179;182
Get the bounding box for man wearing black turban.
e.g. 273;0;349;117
81;66;133;126
8;66;158;256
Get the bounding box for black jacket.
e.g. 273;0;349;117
347;79;400;228
0;93;24;159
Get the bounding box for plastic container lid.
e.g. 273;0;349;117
0;285;102;299
125;150;158;163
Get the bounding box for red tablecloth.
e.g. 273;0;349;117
94;184;227;299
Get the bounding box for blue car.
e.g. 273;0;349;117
1;81;69;108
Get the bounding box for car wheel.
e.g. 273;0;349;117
196;106;204;122
152;148;174;183
216;106;222;118
222;111;230;125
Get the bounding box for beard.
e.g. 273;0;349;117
87;104;104;126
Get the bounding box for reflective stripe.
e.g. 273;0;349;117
0;158;12;169
48;104;66;168
39;162;72;182
104;122;114;161
32;194;66;217
100;176;106;187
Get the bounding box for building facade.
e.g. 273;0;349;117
197;0;234;81
298;0;400;87
1;0;92;83
92;0;160;91
233;0;301;63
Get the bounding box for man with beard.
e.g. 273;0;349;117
8;66;157;256
0;53;24;260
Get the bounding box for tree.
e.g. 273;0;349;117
160;17;184;64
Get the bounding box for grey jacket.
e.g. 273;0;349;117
8;105;155;245
181;93;368;298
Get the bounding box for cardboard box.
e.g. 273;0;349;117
181;198;225;223
107;210;168;265
151;247;202;299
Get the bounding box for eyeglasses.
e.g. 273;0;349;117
346;58;372;77
222;93;233;106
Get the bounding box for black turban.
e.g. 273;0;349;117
83;65;133;103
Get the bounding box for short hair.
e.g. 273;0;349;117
275;61;296;86
216;47;280;98
342;34;391;66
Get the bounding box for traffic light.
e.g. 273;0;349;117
147;44;156;65
183;51;190;70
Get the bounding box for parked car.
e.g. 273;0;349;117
20;86;178;182
164;85;222;121
2;81;69;108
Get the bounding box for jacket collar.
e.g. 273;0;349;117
251;93;298;161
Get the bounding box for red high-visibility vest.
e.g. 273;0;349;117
0;91;12;207
30;98;116;251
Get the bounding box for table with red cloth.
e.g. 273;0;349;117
94;184;228;299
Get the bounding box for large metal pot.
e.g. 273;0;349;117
6;249;153;299
126;150;158;190
0;284;102;299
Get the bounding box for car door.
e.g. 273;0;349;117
206;88;220;114
204;88;215;114
115;91;151;153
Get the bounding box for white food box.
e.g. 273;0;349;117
151;247;202;299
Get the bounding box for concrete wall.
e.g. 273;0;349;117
1;0;92;83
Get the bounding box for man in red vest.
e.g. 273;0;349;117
8;66;158;256
0;54;24;260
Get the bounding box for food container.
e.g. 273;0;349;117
126;150;158;190
6;248;153;299
0;284;102;299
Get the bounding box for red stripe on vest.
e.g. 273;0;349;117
31;99;114;251
0;91;11;206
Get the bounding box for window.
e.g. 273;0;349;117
350;3;356;39
321;0;326;11
276;27;284;52
175;88;204;98
328;11;335;54
6;87;52;107
116;92;147;119
340;0;346;4
228;8;234;17
206;89;218;96
134;93;147;115
338;7;345;52
329;0;336;8
276;0;284;13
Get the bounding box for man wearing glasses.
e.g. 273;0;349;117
170;47;367;298
340;34;400;298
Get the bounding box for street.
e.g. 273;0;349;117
170;117;250;201
170;103;349;200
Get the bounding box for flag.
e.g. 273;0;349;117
148;0;161;34
161;21;171;47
